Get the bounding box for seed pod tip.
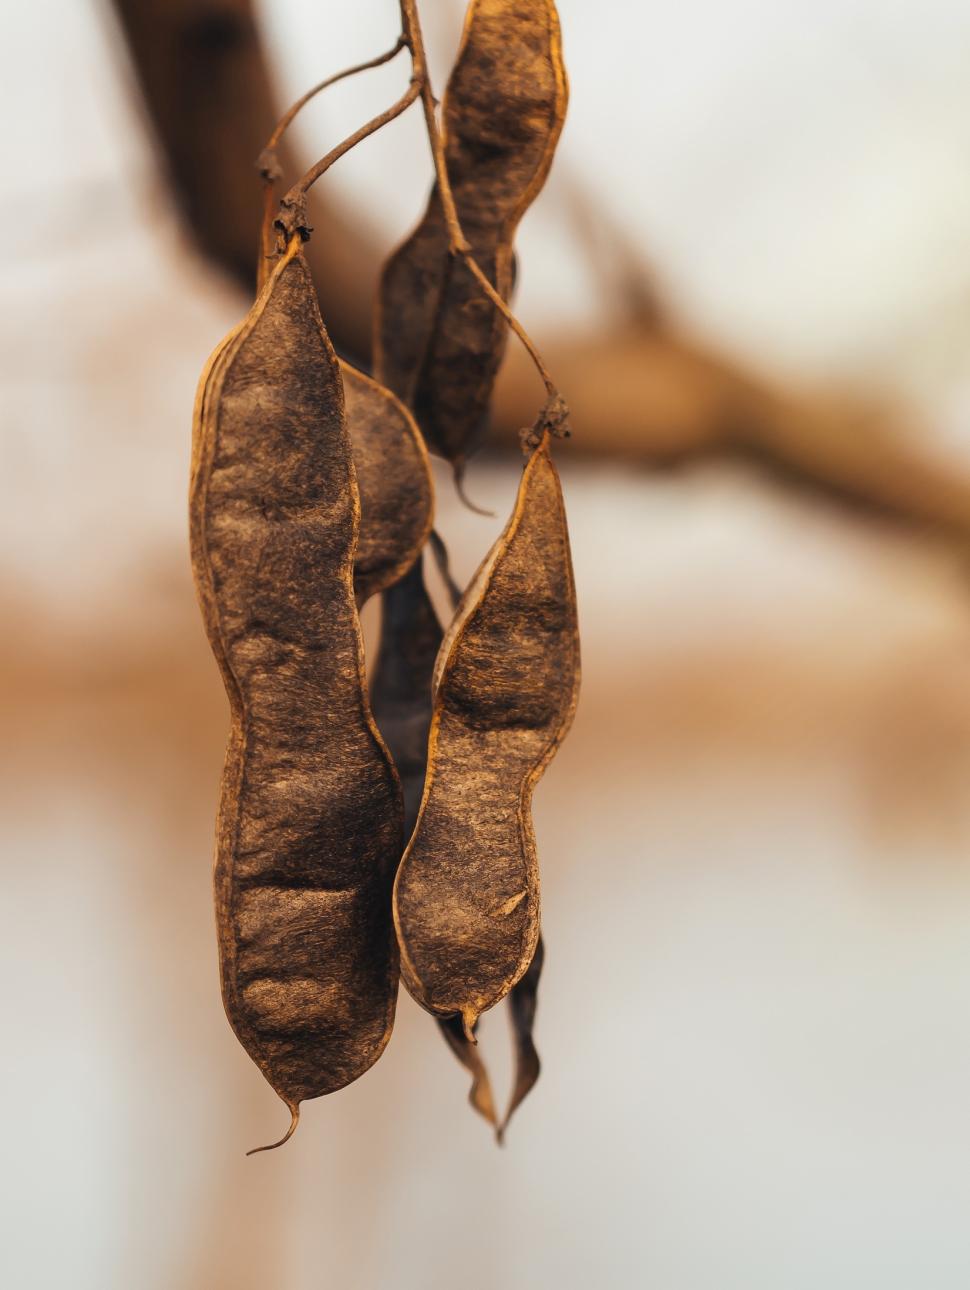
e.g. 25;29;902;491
245;1101;300;1157
453;462;495;517
461;1008;479;1044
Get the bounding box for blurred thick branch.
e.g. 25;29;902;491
108;0;378;361
109;0;970;543
494;325;970;539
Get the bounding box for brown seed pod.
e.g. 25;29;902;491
250;47;433;610
370;541;499;1130
393;435;579;1032
342;363;433;608
190;241;403;1150
373;0;568;471
369;552;443;837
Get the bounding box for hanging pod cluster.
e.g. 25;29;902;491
190;0;578;1153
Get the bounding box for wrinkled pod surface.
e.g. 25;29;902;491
191;243;403;1139
393;437;579;1031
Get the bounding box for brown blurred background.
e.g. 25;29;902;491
4;1;970;1287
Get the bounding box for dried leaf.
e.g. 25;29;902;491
438;1013;499;1130
498;934;544;1143
428;526;464;608
393;436;580;1030
190;243;403;1144
374;0;568;467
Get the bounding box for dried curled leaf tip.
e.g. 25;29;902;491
438;1013;498;1129
462;1008;479;1044
246;1102;300;1157
497;936;545;1142
453;462;496;517
429;529;463;609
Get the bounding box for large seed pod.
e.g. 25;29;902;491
373;0;568;469
370;544;498;1131
190;242;403;1143
342;362;433;607
393;437;579;1031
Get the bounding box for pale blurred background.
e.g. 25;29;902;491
4;1;970;1287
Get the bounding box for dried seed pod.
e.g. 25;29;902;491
342;363;433;607
371;548;494;1124
373;0;568;470
370;539;499;1130
190;241;403;1148
393;436;579;1031
253;75;433;612
498;934;544;1143
369;553;443;836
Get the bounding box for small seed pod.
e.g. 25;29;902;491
393;435;579;1032
190;242;403;1150
370;540;498;1131
369;552;443;836
374;0;568;472
342;363;433;608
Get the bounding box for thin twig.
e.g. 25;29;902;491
261;36;407;167
256;37;408;285
275;75;422;244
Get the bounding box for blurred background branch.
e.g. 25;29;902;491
109;0;970;547
109;0;379;358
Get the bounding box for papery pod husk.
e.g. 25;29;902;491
373;0;568;469
342;363;433;608
370;539;501;1131
257;244;433;612
190;243;403;1130
370;552;443;838
393;435;579;1031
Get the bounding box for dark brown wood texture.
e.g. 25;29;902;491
393;439;579;1030
373;0;568;467
342;364;434;608
190;246;403;1119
